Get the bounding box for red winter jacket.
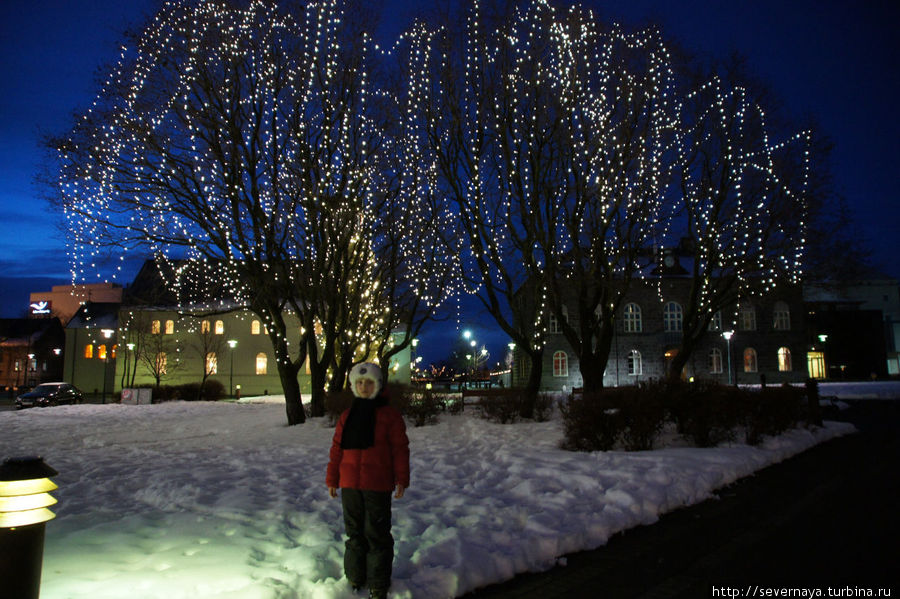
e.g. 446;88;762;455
326;405;410;493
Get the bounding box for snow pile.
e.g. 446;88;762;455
1;399;855;599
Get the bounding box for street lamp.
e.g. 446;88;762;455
0;456;58;599
101;329;114;403
227;339;238;398
722;330;734;386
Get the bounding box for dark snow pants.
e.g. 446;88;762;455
341;489;394;590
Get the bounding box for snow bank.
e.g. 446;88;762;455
1;400;854;598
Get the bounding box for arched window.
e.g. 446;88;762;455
251;320;261;335
111;344;117;359
778;347;792;372
151;320;161;334
708;311;722;332
552;351;568;377
98;344;108;360
664;302;683;332
156;352;167;375
743;348;758;373
627;350;642;376
709;348;723;374
773;301;791;330
624;303;642;333
165;320;175;335
215;320;225;335
739;305;757;331
84;344;93;359
201;320;211;334
255;352;268;375
206;352;218;375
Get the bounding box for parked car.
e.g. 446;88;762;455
16;383;85;409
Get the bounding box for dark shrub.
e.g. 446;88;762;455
444;394;464;414
324;389;354;427
479;389;525;424
743;385;804;445
532;392;554;423
394;385;442;427
668;380;741;448
559;392;624;452
617;385;667;451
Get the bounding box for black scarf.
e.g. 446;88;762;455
340;394;388;449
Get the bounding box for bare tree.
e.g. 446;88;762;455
138;326;184;390
420;1;677;395
50;0;453;422
186;317;227;399
664;60;812;380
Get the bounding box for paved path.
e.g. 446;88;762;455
464;400;899;598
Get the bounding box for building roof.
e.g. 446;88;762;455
66;302;120;330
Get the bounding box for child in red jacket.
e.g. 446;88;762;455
327;362;409;599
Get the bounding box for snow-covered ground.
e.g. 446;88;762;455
2;383;889;599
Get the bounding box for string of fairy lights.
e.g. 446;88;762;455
58;0;810;379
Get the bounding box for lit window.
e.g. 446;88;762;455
552;351;568;377
84;344;93;359
165;320;175;335
215;320;225;335
627;350;642;376
256;352;267;375
708;311;722;331
773;302;791;331
201;320;211;334
739;305;756;331
98;344;107;360
664;302;683;332
206;353;218;375
709;348;723;374
156;352;167;375
251;320;261;335
111;344;117;359
151;320;161;334
778;347;792;372
624;303;642;333
743;348;758;373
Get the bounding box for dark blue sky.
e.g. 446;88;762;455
1;0;898;365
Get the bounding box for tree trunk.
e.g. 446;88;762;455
580;331;614;394
521;348;544;418
308;362;328;418
667;336;695;384
274;357;305;425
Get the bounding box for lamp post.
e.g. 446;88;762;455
227;339;238;398
101;329;114;403
0;456;58;599
722;330;734;385
26;354;35;387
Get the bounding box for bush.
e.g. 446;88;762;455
742;385;804;445
324;389;354;427
667;381;741;448
479;389;535;424
532;392;554;423
444;394;464;414
393;385;442;427
199;379;226;401
617;385;667;451
559;392;624;452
